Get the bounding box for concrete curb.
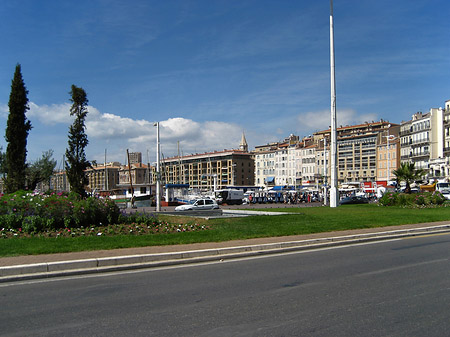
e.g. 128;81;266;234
1;224;450;283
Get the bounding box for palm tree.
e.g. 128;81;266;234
393;162;426;193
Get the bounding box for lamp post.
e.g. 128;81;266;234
154;122;161;212
329;0;339;207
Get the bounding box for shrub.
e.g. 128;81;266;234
0;190;121;232
379;191;448;207
379;192;397;206
118;211;159;226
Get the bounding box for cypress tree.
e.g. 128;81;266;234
65;85;90;197
5;64;32;193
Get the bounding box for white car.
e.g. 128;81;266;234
175;198;219;211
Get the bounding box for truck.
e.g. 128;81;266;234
214;189;244;205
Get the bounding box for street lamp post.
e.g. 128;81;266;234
329;0;339;207
154;122;161;212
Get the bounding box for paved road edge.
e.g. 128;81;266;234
2;224;450;283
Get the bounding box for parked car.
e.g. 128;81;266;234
175;198;219;211
339;195;369;205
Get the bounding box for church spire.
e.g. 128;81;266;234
239;132;248;152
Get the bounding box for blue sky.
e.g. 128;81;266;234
0;0;449;166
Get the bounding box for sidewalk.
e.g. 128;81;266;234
2;221;450;283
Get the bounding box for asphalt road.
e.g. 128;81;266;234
1;233;450;336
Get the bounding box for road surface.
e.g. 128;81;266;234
1;233;449;336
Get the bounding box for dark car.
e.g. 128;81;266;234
339;195;369;205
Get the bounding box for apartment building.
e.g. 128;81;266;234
49;171;70;192
400;112;431;172
429;103;450;179
315;121;397;184
119;163;152;185
315;138;329;185
275;144;299;186
253;134;300;188
160;150;254;190
376;127;400;182
254;150;276;187
85;162;121;192
128;152;142;165
301;144;317;184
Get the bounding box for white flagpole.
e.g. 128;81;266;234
330;0;339;207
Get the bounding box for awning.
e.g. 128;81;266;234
164;184;189;188
265;177;275;183
270;185;295;191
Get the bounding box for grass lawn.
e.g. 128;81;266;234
1;204;450;257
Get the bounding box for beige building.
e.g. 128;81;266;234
85;162;121;193
376;127;400;182
160;150;254;190
253;134;300;188
50;171;70;192
119;163;151;186
315;121;398;184
301;143;317;184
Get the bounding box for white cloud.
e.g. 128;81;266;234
297;109;379;132
128;118;243;157
86;112;152;139
0;104;8;118
26;101;245;162
27;102;72;125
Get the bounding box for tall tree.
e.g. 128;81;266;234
4;64;32;193
65;85;90;197
393;162;426;193
26;150;57;191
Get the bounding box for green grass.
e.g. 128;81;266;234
1;204;450;257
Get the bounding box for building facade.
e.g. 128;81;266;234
314;121;397;184
376;127;400;182
400;112;431;172
160;150;254;191
85;162;121;193
254;150;276;187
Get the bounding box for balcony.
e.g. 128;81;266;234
410;138;430;146
410;151;430;159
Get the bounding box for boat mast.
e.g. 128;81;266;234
126;149;135;200
177;141;181;184
104;148;108;192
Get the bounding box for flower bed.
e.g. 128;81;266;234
0;190;210;236
1;222;210;238
379;191;447;207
